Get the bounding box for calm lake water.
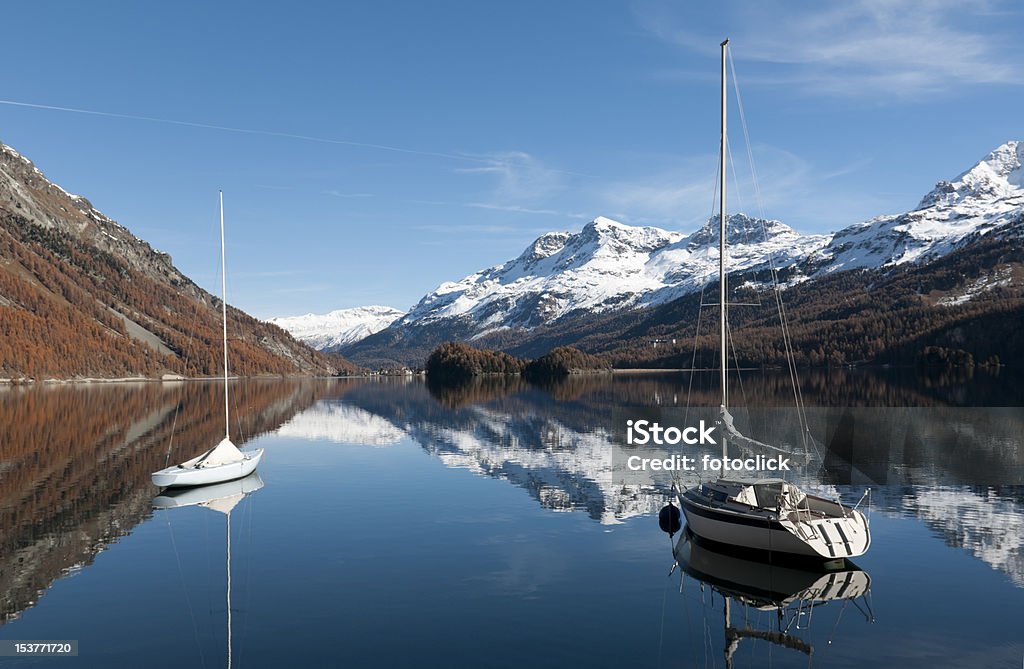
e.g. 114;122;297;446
1;371;1022;668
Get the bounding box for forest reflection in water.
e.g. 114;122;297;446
414;369;1024;486
0;379;330;625
1;368;1022;641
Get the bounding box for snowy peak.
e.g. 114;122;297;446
339;141;1024;362
398;216;689;331
813;141;1024;275
508;215;666;272
515;231;572;266
271;305;405;350
918;140;1024;208
965;140;1024;187
579;216;680;253
392;214;810;339
686;214;798;250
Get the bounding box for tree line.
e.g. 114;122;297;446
425;341;609;383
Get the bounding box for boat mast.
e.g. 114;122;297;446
720;38;729;460
219;191;230;442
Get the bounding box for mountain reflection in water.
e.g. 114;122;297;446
281;373;1024;586
1;370;1022;640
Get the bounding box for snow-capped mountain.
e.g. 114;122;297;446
397;214;824;338
805;140;1024;274
352;141;1023;355
270;305;405;349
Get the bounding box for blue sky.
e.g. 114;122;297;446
2;1;1022;318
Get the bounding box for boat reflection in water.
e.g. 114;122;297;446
153;472;264;668
672;529;874;667
152;472;264;513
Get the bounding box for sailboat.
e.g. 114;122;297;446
153;472;264;668
678;40;871;560
152;192;264;488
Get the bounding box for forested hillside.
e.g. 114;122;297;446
0;141;357;379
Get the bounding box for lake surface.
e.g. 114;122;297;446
1;371;1022;668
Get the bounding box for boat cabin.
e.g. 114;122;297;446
712;478;808;511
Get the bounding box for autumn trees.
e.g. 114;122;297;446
0;209;349;379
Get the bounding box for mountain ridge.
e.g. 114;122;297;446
270;305;404;350
0;139;358;379
338;140;1024;367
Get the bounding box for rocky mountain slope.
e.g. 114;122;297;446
0;140;357;379
342;141;1024;367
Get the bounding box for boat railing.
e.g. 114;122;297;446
852;488;871;513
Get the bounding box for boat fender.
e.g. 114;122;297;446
659;503;682;536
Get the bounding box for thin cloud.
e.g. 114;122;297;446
323;189;374;198
465;202;589;218
818;157;873;181
448;150;604;230
414;223;526;234
599;144;886;232
0;98;605;191
269;284;332;295
455;150;566;202
233;269;312;279
416;235;549;248
0;99;496;163
636;0;1024;99
405;198;588;222
601;152;721;227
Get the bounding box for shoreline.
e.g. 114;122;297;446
1;361;1000;386
0;373;377;386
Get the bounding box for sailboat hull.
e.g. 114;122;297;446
681;494;819;556
152;449;264;488
680;483;871;559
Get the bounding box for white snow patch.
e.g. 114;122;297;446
270;305;405;349
276;401;407;446
936;266;1015;306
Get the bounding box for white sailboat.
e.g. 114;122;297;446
152;192;264;488
678;40;871;560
